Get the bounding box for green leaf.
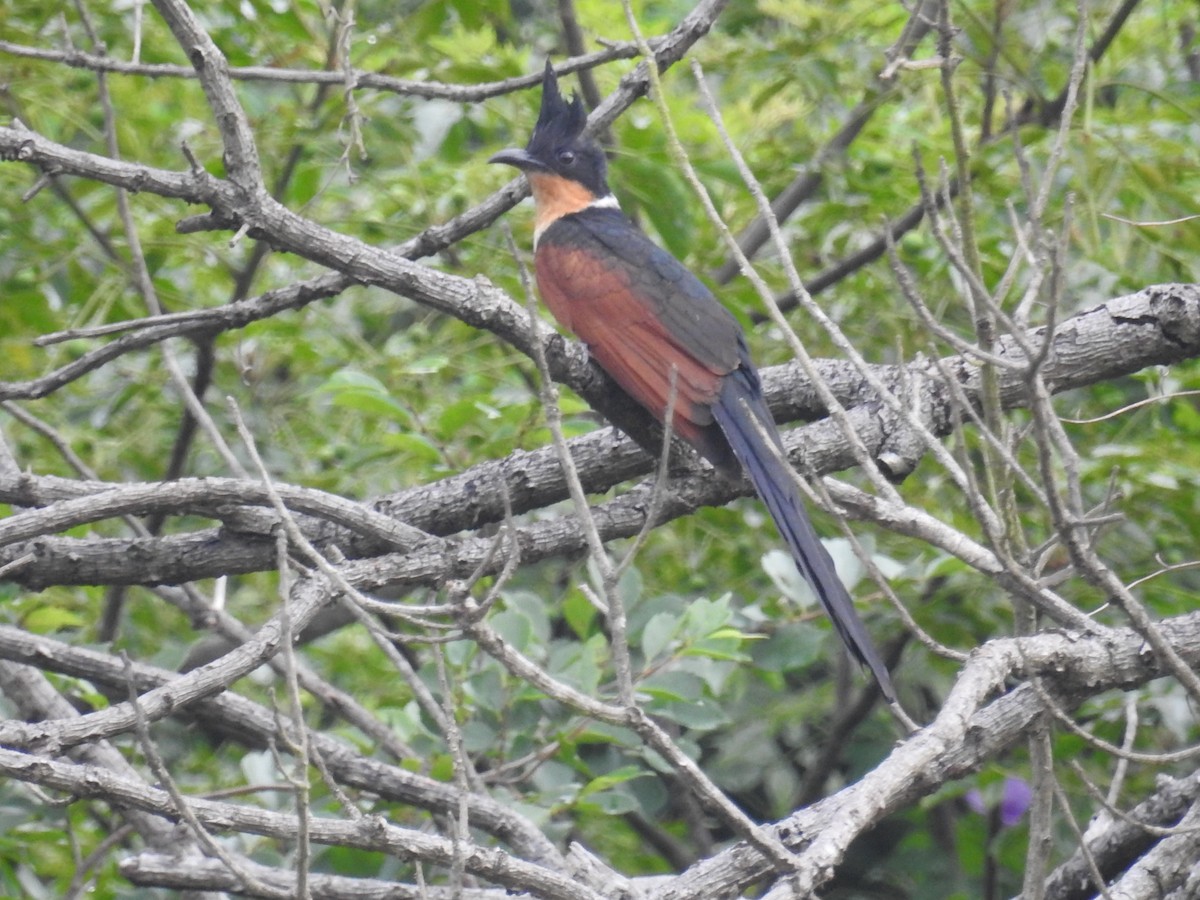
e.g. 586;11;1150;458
753;622;825;673
578;765;648;799
581;789;642;815
317;369;412;425
680;595;733;639
562;591;598;639
490;609;533;653
639;670;705;703
651;696;730;730
379;432;444;464
640;611;680;660
548;634;605;695
461;720;497;754
22;606;85;634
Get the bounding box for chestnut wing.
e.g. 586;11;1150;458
535;209;744;446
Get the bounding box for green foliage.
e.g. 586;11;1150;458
2;0;1199;895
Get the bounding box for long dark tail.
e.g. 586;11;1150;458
711;369;896;703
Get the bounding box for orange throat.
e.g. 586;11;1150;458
528;173;598;243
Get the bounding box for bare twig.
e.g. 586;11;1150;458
0;38;651;101
123;653;286;898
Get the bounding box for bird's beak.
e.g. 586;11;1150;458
488;148;544;171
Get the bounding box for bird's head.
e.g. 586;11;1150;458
490;62;611;211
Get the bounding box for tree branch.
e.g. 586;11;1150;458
658;612;1200;898
2;284;1195;591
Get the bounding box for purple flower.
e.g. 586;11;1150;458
965;788;986;816
966;776;1032;827
998;777;1032;827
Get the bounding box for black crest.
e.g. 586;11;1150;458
529;61;588;153
524;62;610;197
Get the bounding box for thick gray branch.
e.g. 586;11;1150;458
1;284;1196;590
0;575;332;753
0;624;559;864
654;612;1200;898
122;850;512;898
0;747;603;900
1039;769;1200;900
5;610;1198;899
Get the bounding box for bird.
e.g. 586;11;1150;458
490;62;895;703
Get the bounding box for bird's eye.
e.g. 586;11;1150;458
556;149;576;166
